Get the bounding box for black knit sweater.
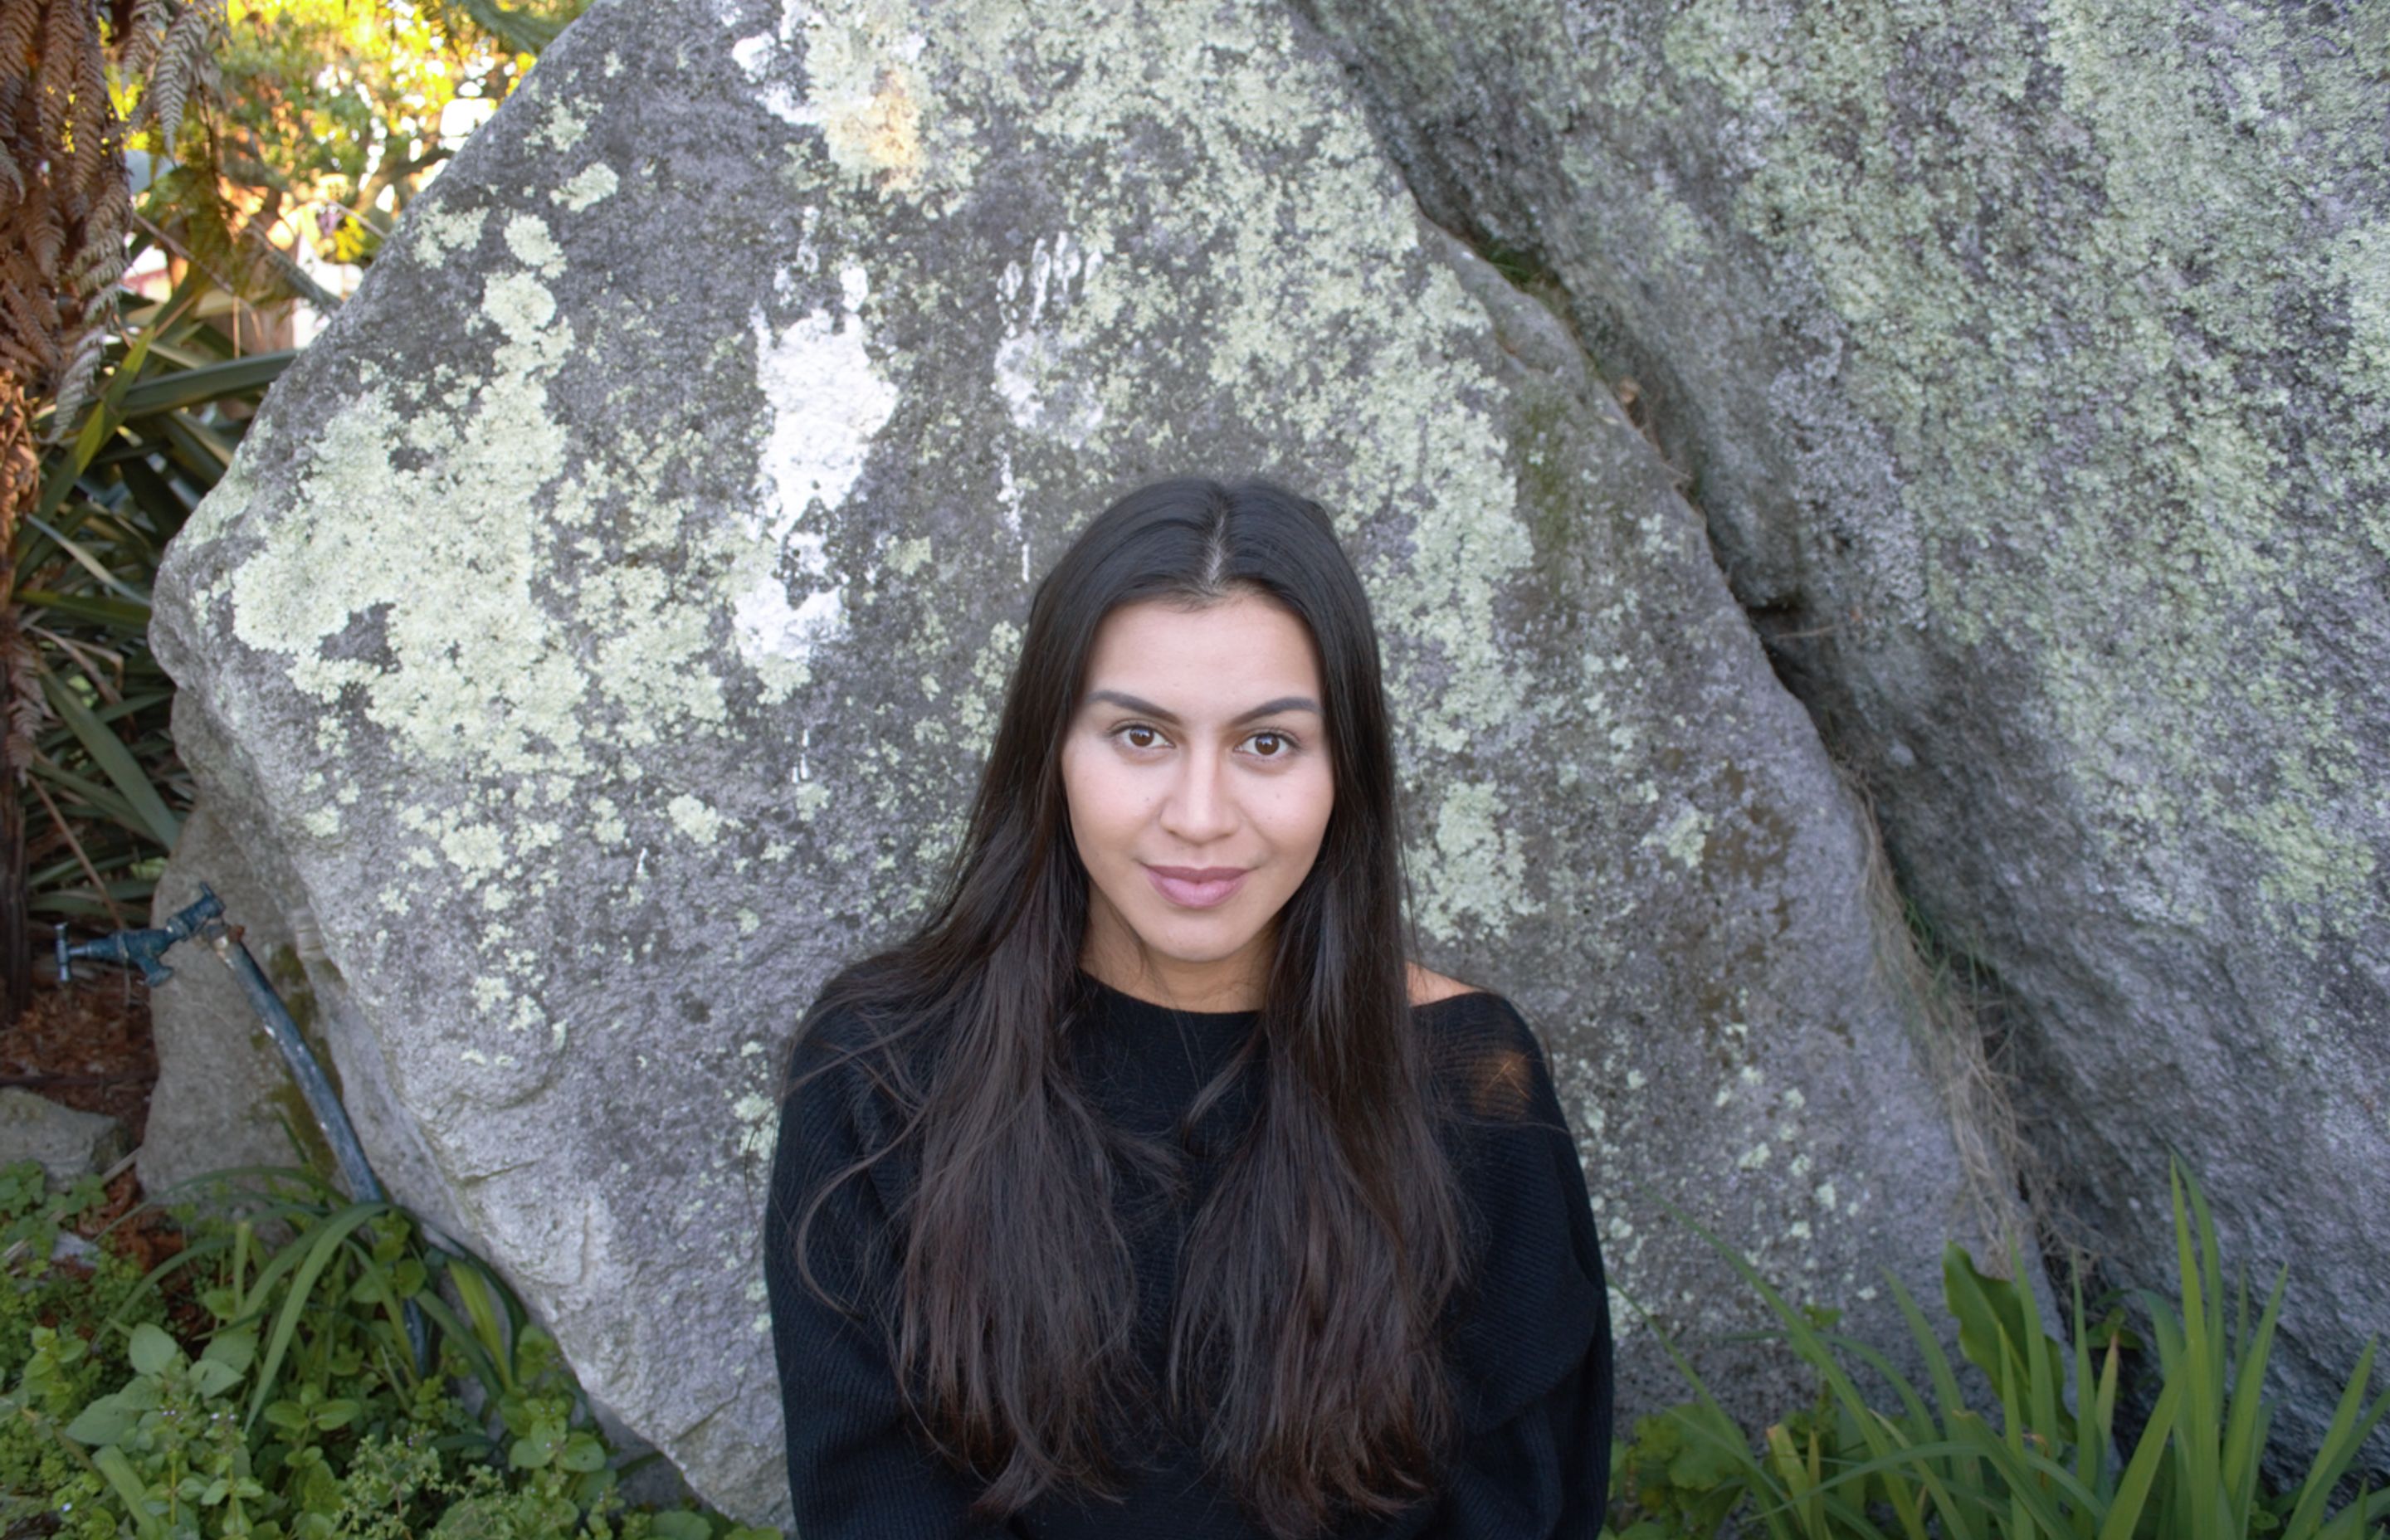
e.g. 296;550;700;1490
763;972;1613;1538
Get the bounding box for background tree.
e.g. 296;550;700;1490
148;0;585;319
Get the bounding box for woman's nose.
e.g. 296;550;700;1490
1158;752;1236;844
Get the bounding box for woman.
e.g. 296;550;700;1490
764;477;1612;1538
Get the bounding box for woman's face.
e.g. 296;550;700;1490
1061;592;1335;1011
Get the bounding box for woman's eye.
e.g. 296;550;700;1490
1119;724;1166;750
1246;731;1294;758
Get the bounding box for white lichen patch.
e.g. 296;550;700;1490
729;0;963;198
732;261;900;697
993;232;1109;446
1651;804;1711;870
531;100;588;154
731;1089;776;1161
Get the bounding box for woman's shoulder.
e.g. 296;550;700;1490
1406;971;1569;1137
1405;961;1480;1007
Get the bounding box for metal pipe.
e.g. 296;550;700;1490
58;885;427;1369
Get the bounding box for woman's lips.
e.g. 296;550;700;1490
1145;865;1249;909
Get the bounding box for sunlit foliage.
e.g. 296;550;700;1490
208;0;588;270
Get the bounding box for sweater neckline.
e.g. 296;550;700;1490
1077;968;1260;1024
1076;968;1492;1023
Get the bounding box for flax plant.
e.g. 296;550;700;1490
1633;1164;2388;1539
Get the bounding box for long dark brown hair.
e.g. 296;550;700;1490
784;476;1472;1536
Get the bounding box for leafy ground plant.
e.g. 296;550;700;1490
1606;1164;2390;1539
0;1162;779;1538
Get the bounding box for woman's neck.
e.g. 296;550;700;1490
1079;916;1271;1012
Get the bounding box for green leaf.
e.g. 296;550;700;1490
62;1391;139;1446
115;350;298;416
192;1357;245;1397
11;587;152;626
558;1430;607;1472
37;664;182;850
243;1201;390;1434
2098;1375;2186;1540
93;1444;168;1540
202;1326;259;1374
646;1513;712;1540
18;513;153;603
126;1321;182;1376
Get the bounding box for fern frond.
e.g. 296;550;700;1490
66;32;122;215
0;0;41;74
25;200;64;281
2;628;50;778
114;0;172;81
153;3;219;141
0;334;47;380
0;274;61;378
61;227;124;299
44;319;105;437
36;0;84;151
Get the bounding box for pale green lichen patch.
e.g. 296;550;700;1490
407;203;488;263
554;162;619;213
1417;781;1544;938
666;794;728;846
191;203;799;1044
726;0;977;206
1656;0;2388;943
503;214;566;275
1651;804;1711;870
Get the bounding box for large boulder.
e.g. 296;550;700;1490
151;0;2023;1519
1295;0;2390;1466
140;802;331;1198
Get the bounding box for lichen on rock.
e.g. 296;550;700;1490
149;0;2025;1520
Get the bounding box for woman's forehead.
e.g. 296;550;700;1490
1080;594;1323;707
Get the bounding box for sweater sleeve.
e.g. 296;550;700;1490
763;1012;1013;1538
1425;996;1617;1538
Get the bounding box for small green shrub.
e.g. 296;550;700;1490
0;1163;781;1539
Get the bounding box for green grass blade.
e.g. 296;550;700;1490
243;1201;388;1432
2221;1267;2287;1526
12;588;152;627
2171;1167;2227;1540
2280;1340;2388;1540
446;1255;518;1393
90;1445;166;1538
36;664;180;850
17;514;152;604
2095;1375;2184;1540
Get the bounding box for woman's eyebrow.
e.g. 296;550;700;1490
1082;689;1321;725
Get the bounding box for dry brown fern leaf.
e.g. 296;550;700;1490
1;0;132;435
